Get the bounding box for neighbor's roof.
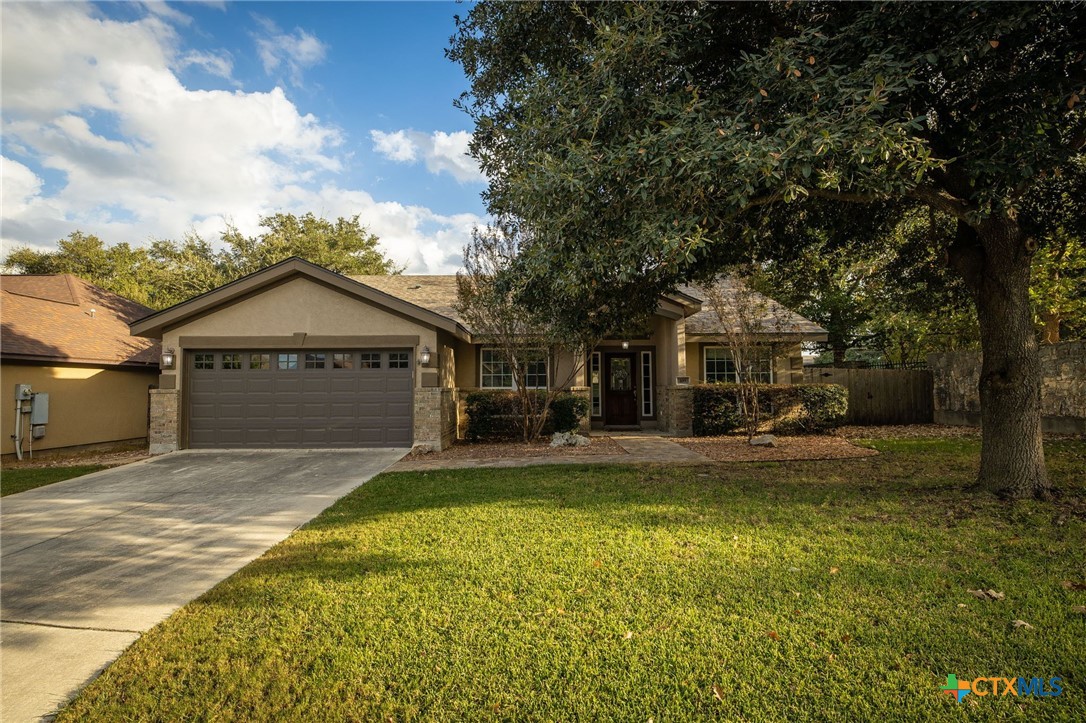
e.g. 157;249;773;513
1;275;159;366
678;277;827;339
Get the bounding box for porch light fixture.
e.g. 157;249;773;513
419;346;432;366
621;340;630;350
161;348;176;369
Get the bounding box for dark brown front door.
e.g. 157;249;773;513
604;353;638;426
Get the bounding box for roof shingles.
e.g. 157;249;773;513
1;275;159;366
353;273;826;339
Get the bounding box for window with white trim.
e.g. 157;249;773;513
640;351;653;417
590;352;602;416
704;347;772;384
480;348;548;389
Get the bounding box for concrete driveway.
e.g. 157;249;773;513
0;448;405;722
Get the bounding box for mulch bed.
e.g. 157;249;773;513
673;434;879;462
409;436;627;460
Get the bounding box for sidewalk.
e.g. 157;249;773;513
389;433;711;472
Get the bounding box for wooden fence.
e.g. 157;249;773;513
802;367;934;425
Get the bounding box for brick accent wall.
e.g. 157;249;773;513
413;387;457;450
148;388;179;454
928;341;1086;434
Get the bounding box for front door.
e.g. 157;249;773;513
604;353;638;426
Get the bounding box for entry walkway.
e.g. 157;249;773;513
390;433;711;472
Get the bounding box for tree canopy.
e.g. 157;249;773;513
3;213;400;309
451;1;1085;497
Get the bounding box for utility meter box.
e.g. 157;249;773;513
15;384;33;401
30;393;49;425
32;425;47;440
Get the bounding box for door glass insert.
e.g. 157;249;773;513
610;357;631;391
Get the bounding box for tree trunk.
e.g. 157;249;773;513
952;219;1050;499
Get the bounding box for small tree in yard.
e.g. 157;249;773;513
456;224;600;442
698;272;792;441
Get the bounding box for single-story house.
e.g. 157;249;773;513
1;274;160;456
129;257;826;453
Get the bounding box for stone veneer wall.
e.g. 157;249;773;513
928;341;1086;434
655;385;693;436
413;387;458;451
149;388;180;454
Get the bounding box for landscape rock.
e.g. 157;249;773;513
749;434;778;448
551;432;590;448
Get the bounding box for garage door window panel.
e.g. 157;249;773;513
278;353;299;370
333;353;354;369
250;353;271;370
360;352;381;369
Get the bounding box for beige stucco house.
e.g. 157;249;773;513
1;275;160;456
130;258;826;453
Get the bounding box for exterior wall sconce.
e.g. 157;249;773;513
419;346;432;366
621;340;630;350
161;348;176;369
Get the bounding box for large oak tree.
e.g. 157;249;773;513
450;1;1085;498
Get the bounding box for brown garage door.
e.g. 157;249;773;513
187;350;412;448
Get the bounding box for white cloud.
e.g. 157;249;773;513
371;128;485;184
180;50;234;80
0;3;480;274
370;130;417;163
252;15;327;87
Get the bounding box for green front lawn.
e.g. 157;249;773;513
1;465;107;497
61;440;1086;721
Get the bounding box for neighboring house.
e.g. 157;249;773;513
129;257;826;453
1;275;160;456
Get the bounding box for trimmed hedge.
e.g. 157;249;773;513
465;390;588;441
691;383;848;436
550;393;590;434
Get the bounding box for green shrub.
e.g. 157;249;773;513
550;392;590;433
465;390;526;441
692;384;744;436
465;390;589;441
691;383;848;436
794;384;849;431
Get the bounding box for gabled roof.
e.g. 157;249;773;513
352;274;701;328
1;275;159;367
679;278;827;340
129;257;471;340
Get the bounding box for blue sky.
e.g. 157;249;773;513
1;1;487;272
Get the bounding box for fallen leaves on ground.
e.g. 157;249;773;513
1061;580;1086;591
767;631;780;641
968;589;1005;601
674;434;877;462
1011;619;1034;630
712;684;725;703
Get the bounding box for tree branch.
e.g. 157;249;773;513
905;185;974;222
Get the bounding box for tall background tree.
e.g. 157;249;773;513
4;213;400;309
450;1;1085;498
